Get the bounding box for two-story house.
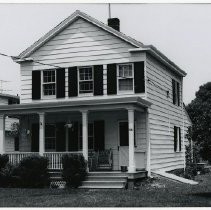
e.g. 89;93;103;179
0;11;191;186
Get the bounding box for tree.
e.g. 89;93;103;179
186;82;211;162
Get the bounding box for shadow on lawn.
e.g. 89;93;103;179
191;192;211;198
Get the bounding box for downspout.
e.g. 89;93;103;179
181;78;186;171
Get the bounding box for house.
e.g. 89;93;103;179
0;10;192;185
0;93;19;152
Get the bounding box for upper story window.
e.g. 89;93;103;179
78;66;93;94
172;79;180;106
117;63;134;93
43;70;56;96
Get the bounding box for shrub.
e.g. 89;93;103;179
15;156;50;188
0;154;9;171
62;154;87;188
184;163;198;180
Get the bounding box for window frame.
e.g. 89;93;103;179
117;63;134;95
174;126;181;152
41;69;56;99
173;79;180;106
78;66;94;96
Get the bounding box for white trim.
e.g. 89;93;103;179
117;63;134;95
78;66;94;96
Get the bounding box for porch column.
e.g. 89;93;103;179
81;110;88;161
128;109;136;173
39;112;45;156
0;114;5;154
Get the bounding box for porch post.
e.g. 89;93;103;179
81;110;88;161
65;127;69;152
128;109;136;173
0;114;5;154
38;112;45;156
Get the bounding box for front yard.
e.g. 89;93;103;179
0;172;210;207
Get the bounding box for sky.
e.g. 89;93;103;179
0;3;210;104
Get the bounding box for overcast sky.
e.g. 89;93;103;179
0;3;210;104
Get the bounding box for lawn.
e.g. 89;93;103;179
0;172;210;207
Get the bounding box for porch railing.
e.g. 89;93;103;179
43;152;82;170
6;152;39;166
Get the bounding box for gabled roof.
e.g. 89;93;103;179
18;10;144;59
15;10;187;77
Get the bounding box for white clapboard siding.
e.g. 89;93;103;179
19;17;147;103
146;54;186;171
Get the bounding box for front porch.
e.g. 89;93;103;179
0;97;151;174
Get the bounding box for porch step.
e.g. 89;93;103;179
79;172;128;189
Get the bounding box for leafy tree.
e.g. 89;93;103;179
186;82;211;162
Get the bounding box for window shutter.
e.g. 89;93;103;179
31;123;39;152
107;64;117;95
68;67;78;97
94;120;105;151
174;126;177;152
56;122;66;152
94;65;104;96
179;127;182;151
172;79;176;104
134;62;145;93
56;68;65;98
177;82;180;106
32;71;41;100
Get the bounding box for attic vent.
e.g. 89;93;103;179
108;18;120;31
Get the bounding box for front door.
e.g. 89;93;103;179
118;121;129;169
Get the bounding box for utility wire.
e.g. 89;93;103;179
0;51;170;95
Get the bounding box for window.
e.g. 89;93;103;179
117;63;134;92
79;67;93;94
45;124;56;151
174;126;181;152
172;79;180;106
14;137;19;151
79;123;94;150
42;70;56;96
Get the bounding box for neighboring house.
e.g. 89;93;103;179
0;93;19;152
0;10;192;177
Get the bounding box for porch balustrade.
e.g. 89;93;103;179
43;152;82;169
6;152;39;166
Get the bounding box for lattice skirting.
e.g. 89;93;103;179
50;180;66;189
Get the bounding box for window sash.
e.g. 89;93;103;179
118;63;134;92
42;70;56;96
79;67;93;94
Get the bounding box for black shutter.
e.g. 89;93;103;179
94;120;105;151
174;126;177;152
32;71;41;100
56;122;66;152
172;79;176;105
69;122;78;151
31;123;39;152
68;67;78;97
179;127;181;151
134;61;145;93
94;65;104;96
107;64;117;95
177;82;180;106
14;137;19;151
56;68;65;98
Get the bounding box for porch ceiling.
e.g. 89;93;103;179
0;96;152;116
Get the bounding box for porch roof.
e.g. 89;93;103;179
0;96;152;115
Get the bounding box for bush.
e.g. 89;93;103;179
15;156;50;188
0;163;20;188
0;154;9;171
62;154;87;188
184;164;198;179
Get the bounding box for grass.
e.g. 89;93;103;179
0;172;210;207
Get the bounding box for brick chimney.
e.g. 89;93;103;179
108;18;120;31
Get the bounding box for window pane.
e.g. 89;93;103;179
43;84;56;96
119;79;133;91
79;81;93;93
119;64;132;78
43;70;55;83
79;67;92;81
